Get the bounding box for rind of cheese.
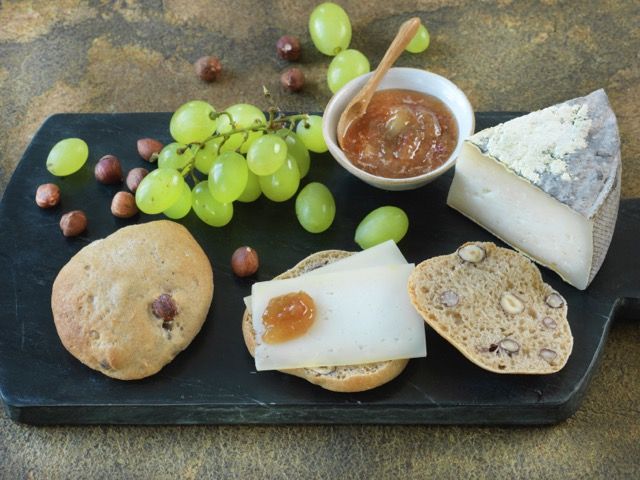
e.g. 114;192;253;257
251;264;427;371
468;89;620;219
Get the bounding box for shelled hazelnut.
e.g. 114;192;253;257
95;155;123;184
194;56;222;82
137;138;163;162
35;183;60;208
281;68;305;92
111;191;138;218
60;210;87;237
276;36;301;61
126;167;149;193
231;246;259;277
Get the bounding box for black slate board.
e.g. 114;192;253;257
0;112;638;425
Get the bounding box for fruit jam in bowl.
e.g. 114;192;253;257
323;67;475;191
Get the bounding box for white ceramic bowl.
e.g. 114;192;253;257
322;67;475;191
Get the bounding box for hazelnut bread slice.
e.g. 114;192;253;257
408;242;573;374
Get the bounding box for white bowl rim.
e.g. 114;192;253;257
323;67;475;185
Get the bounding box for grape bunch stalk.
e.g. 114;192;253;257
135;98;333;230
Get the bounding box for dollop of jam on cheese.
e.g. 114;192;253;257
262;291;316;344
342;89;458;178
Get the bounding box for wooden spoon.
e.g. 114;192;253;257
336;17;421;148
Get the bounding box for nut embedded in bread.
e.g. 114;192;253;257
242;250;409;392
408;242;573;374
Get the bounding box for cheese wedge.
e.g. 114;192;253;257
251;263;427;371
447;89;621;290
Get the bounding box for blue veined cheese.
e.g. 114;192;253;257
447;89;620;290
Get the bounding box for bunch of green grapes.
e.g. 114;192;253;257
309;3;431;94
134;100;335;232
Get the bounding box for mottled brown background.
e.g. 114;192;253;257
0;0;638;478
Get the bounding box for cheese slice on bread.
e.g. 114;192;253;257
242;249;417;392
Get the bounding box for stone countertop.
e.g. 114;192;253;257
0;0;638;478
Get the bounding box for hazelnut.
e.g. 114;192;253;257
95;155;123;184
111;191;138;218
231;246;259;277
281;68;305;92
137;138;163;162
440;290;459;307
539;348;558;363
59;210;87;237
126;167;149;193
545;292;565;309
498;338;520;354
276;35;301;61
152;293;178;329
35;183;60;208
194;56;222;82
457;244;486;263
500;292;524;315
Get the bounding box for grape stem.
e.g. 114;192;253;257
212;111;237;129
179;113;310;181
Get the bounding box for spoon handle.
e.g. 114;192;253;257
336;17;421;144
357;17;421;111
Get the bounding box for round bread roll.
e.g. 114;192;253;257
52;220;213;380
242;250;409;392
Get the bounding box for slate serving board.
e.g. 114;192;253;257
0;112;637;425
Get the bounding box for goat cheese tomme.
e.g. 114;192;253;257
447;89;621;290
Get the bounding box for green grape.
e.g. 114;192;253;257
277;129;310;178
237;170;262;203
163;180;192;219
246;134;288;176
194;138;222;174
355;206;409;249
296;116;327;153
327;49;370;93
135;168;185;215
158;142;194;171
295;182;336;233
192;181;233;227
46;138;89;176
259;156;300;202
216;104;266;153
170;100;217;144
309;2;352;56
208;151;249;203
405;24;430;53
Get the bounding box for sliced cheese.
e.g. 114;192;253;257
305;239;408;275
243;240;407;311
447;89;621;290
251;264;427;371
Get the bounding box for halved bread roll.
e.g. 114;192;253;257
408;242;573;374
242;250;409;392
